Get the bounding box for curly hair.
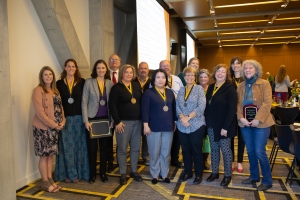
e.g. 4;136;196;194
240;59;263;79
276;65;287;84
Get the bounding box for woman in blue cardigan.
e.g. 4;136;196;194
142;69;177;185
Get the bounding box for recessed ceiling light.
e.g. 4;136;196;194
219;45;222;47
218;40;221;43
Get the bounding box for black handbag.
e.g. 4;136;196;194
89;119;112;138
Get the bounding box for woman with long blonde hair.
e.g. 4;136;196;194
274;65;297;102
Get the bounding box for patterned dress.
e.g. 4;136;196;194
33;94;62;156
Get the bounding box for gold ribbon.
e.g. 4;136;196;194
66;78;74;95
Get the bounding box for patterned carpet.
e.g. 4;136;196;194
17;139;300;200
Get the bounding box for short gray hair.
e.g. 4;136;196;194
241;59;263;79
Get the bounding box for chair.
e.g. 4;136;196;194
289;125;300;184
274;124;295;184
269;114;279;172
275;106;299;125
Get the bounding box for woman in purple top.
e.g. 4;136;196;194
82;60;113;184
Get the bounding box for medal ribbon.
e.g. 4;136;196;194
212;81;225;96
184;84;194;101
155;87;166;102
97;79;105;96
167;76;172;88
66;78;74;95
233;77;240;86
122;81;133;95
137;77;149;89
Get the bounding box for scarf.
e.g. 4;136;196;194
243;75;258;106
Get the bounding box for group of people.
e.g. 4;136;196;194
32;54;274;193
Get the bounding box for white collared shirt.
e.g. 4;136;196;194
167;74;183;99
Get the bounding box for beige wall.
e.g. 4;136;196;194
198;44;300;80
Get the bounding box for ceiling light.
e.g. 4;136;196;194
255;38;258;41
252;44;255;46
218;19;268;25
214;23;218;27
286;42;289;44
281;3;287;8
214;1;282;8
210;10;215;15
218;40;221;43
219;45;222;47
220;30;261;35
296;36;299;39
267;28;300;32
276;17;300;21
261;30;265;34
268;21;272;24
260;36;295;40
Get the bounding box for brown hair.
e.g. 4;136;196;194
119;64;136;81
38;66;59;94
188;57;200;66
91;59;111;80
60;59;82;83
211;64;232;82
276;65;287;84
229;56;243;79
183;67;197;77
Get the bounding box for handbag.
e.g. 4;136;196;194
202;135;211;153
89;119;112;138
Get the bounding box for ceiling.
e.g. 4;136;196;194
163;0;300;47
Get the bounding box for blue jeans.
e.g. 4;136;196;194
241;127;272;185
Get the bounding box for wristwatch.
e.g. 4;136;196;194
188;115;191;121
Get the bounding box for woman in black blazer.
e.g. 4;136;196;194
205;64;237;186
82;60;113;184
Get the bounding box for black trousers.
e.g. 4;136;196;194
170;129;181;164
231;126;245;163
106;128;115;164
86;116;110;177
178;126;205;176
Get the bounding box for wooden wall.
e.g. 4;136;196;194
198;43;300;81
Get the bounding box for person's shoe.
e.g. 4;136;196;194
193;176;202;184
100;174;108;183
206;173;219;182
143;157;150;166
237;163;244;173
162;177;170;183
242;177;260;184
152;178;158;184
171;161;183;168
203;161;210;170
89;176;96;184
220;176;231;186
120;174;127;185
257;184;272;191
179;171;192;182
107;163;114;173
130;172;142;182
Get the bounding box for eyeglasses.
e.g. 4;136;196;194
216;70;226;74
110;58;119;62
185;74;195;77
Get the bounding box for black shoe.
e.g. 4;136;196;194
171;162;183;168
179;171;192;182
89;176;96;184
242;177;260;184
162;177;170;183
206;173;219;182
152;178;158;184
193;176;202;184
100;174;108;183
143;157;150;166
257;184;272;191
203;161;210;170
107;163;114;173
220;176;231;186
130;172;142;182
120;174;127;185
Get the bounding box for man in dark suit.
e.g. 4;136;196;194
133;62;151;165
107;54;121;172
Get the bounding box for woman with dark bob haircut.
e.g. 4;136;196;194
142;69;177;184
82;59;113;184
55;59;89;183
205;64;237;186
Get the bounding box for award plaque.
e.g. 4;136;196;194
89;119;112;138
243;104;259;122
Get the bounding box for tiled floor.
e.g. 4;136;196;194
17;139;300;200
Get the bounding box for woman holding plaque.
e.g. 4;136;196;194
229;56;245;173
55;59;89;183
198;69;211;170
82;59;113;184
32;66;65;192
142;69;176;184
109;64;143;185
237;60;274;191
205;64;237;186
176;67;206;184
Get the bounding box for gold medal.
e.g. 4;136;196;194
131;98;136;104
163;105;169;112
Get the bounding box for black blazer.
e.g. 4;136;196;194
205;81;237;142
